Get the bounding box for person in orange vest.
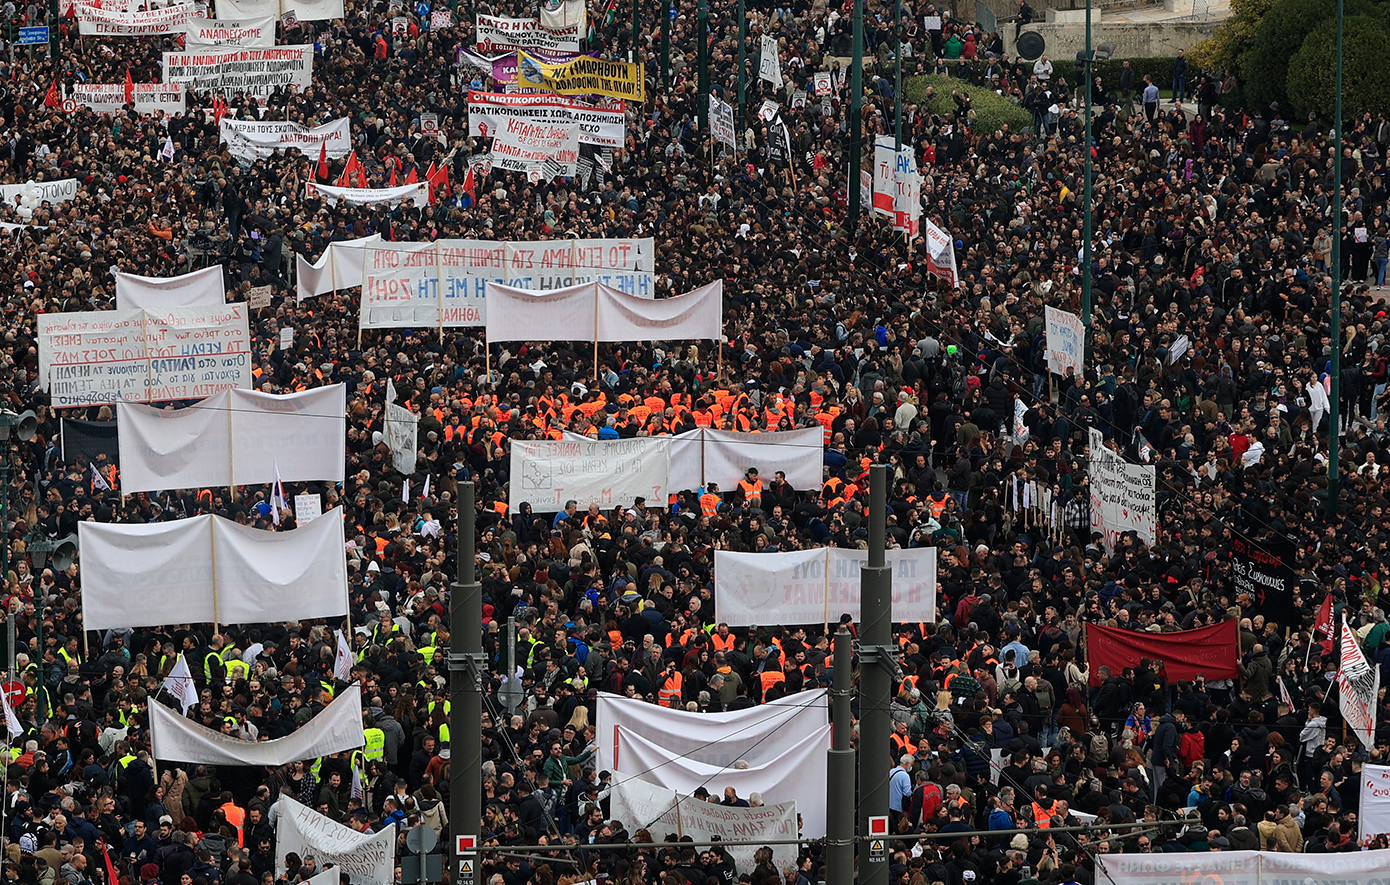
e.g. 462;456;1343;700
737;468;764;509
711;623;738;652
657;658;684;707
699;484;722;516
217;791;246;846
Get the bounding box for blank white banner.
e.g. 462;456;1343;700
595;280;722;341
595;689;826;773
714;547;937;627
615;723;831;837
486;280;722;343
118;385;345;492
509;437;669;509
151;684;363;764
296;234;380;301
700;427;823;491
79;507;348;630
484;281;595;342
114;266;227;311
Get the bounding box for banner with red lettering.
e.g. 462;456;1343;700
1086;620;1239;686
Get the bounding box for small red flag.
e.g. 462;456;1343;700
336;150;355;187
351;153;368;189
461;165;476;201
44;80;60;108
404;166;418;184
316;140;328;182
389;161;397;188
124;69;134;105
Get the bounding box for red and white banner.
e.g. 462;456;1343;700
185;14;275;46
305;181;429;207
77;2;193;35
1337;617;1379;750
490;116;578;179
872;135;895;218
923;218;959;287
220;118;350;160
73;83;186;116
468;90;625;149
474;13;580;53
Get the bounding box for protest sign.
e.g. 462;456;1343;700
185;14;275;46
508;437;671;509
1229;536;1298;628
814;72;832;95
1363;765;1390;841
516;51;644;102
468;91;624;148
248;286;272;308
294;494;323;523
1044;305;1084;377
77;2;192;35
1088;428;1155;549
893;145;921;237
73;83;186;115
221;118;351;160
489;116;579;180
38;306;252;407
759;35;783;88
163;46;314;100
474;13;580;53
709;95;736;148
0;179;78;205
304;181;429;207
873;136;895;217
714;547;938;626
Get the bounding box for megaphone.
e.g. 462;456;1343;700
49;535;78;572
0;409;36;442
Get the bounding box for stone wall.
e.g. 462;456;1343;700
1006;19;1219;59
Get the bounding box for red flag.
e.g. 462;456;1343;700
427;161;449;201
124;69;134;105
1086;620;1239;686
351;153;368;188
461;164;476;201
424;161;436;186
336;150;355;187
100;841;118;885
212;94;226;126
389;162;397;188
1315;593;1335;651
404;166;418;184
44;80;60;108
316;140;328;182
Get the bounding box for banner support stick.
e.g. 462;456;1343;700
593;280;600;384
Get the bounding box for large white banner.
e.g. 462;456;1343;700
80;507;348;631
893;146;921;238
615;724;831;837
117;385;346;492
474;13;580;53
714;547;938;626
609;779;799;874
1044;305;1084;377
873;135;895;218
276;796;396;885
295;234;381;301
37;306;251;407
1337;618;1379;751
221;118;351;161
1098;850;1390;885
696;427;823;491
490;116;579;179
73;83;187;116
359;238;655;328
468;91;625;149
509;437;670;509
538;0;585;30
114;266;226;311
186;14;275;46
1364;764;1390;841
214;0;278;17
1088;428;1155;549
78;2;192;35
163;46;314;100
305;181;428;207
151;684;363;764
485;281;721;343
384;380;417;476
0;179;78;205
282;0;343;20
595;690;827;773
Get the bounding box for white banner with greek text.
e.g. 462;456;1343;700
468;90;625;149
275;795;396;885
221;118;351;160
186;14;275;46
74;83;187;116
1044;305;1084;377
509;437;670;509
163;46;314;100
474;13;580;53
713;547;938;626
78;2;193;35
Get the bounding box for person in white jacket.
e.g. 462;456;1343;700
1306;375;1331;437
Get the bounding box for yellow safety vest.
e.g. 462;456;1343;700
363;728;386;761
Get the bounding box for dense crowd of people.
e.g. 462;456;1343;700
0;1;1387;885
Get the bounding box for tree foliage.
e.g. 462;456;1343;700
1238;0;1340;111
1287;15;1390;122
1189;0;1276;76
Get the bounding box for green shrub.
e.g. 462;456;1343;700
1092;57;1177;94
902;74;1031;134
1287;15;1390;122
1238;0;1345;110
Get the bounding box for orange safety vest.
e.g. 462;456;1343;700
760;669;785;694
1032;801;1055;828
738;479;762;502
658;671;684;707
711;632;736;652
221;801;246;846
890;732;913;755
699;492;720;516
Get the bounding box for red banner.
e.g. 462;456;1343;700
1086;620;1239;686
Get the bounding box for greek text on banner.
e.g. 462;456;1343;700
517;51;644;102
474;13;580;53
162;46;314;101
713;547;938;626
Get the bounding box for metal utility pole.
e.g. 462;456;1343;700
660;0;671;87
848;0;864;220
893;0;902;152
631;0;640;63
698;0;709;126
1081;0;1093;348
856;464;892;885
1328;0;1344;518
736;0;746;131
450;483;483;885
825;627;855;885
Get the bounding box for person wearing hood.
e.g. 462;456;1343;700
1238;643;1274;697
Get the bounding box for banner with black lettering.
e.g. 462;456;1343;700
1229;535;1298;629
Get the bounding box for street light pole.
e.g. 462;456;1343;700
697;0;709;130
660;0;671;88
1081;0;1093;351
736;0;746;132
450;483;483;885
848;0;864;220
0;412;36;719
893;0;902;152
1328;0;1344;518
